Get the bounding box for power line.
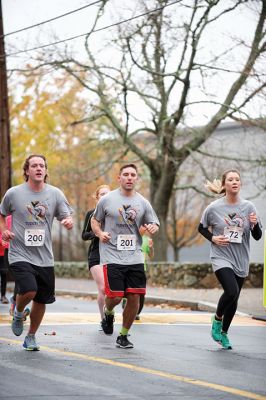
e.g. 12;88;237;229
5;0;180;58
1;0;103;39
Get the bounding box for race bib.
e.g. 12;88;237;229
24;229;45;247
117;234;136;250
224;226;243;243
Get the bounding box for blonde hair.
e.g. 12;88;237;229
94;184;110;200
205;169;241;195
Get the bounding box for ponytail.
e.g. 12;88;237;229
205;179;225;195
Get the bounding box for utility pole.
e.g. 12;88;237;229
0;0;11;199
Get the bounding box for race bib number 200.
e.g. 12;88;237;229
24;229;45;247
117;234;136;250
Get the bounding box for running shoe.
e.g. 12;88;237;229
98;322;103;331
211;315;222;342
116;335;134;349
101;311;114;335
220;332;232;349
1;295;9;304
23;308;30;321
135;314;140;320
23;335;40;351
11;315;24;336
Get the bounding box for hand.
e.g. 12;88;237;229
212;235;230;246
144;224;159;235
99;231;111;243
61;216;73;230
1;229;15;242
249;212;258;228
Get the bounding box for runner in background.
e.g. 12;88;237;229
198;169;262;349
3;216;31;319
0;215;9;304
81;184;110;327
136;225;154;320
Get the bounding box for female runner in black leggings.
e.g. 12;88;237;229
198;169;262;349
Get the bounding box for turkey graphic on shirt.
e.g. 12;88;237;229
118;205;137;225
27;201;47;222
224;212;244;228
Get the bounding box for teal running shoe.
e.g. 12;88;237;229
23;335;40;351
220;332;232;349
211;315;222;342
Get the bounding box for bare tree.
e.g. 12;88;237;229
21;0;266;259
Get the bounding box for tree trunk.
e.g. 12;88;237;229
0;1;11;198
150;159;177;261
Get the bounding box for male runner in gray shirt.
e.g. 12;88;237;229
91;163;159;349
0;154;73;351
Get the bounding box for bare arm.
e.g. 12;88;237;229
148;238;154;259
91;216;111;243
0;214;14;242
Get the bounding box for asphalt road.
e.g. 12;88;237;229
0;296;266;400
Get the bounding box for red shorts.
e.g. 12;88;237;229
103;263;146;298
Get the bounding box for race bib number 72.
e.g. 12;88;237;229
224;226;243;243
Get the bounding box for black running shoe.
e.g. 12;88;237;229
101;312;114;335
116;335;134;349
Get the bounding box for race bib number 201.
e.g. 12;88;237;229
24;229;45;247
117;234;136;250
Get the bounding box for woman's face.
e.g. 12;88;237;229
224;172;241;195
96;187;110;201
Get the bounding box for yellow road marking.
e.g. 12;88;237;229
1;312;265;326
0;336;265;400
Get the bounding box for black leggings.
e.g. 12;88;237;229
0;271;7;297
0;255;8;297
215;268;245;333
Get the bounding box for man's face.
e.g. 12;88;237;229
26;157;47;183
118;167;138;191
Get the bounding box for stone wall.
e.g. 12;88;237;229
54;262;263;288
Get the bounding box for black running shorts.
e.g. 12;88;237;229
9;262;55;304
103;263;146;297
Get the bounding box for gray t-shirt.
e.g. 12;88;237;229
0;183;73;267
93;189;159;265
200;197;259;277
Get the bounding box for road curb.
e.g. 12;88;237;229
55;289;217;313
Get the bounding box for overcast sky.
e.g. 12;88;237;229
2;0;263;126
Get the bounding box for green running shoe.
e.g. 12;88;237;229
220;332;232;349
211;315;222;342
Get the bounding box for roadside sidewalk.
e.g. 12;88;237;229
54;277;266;319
